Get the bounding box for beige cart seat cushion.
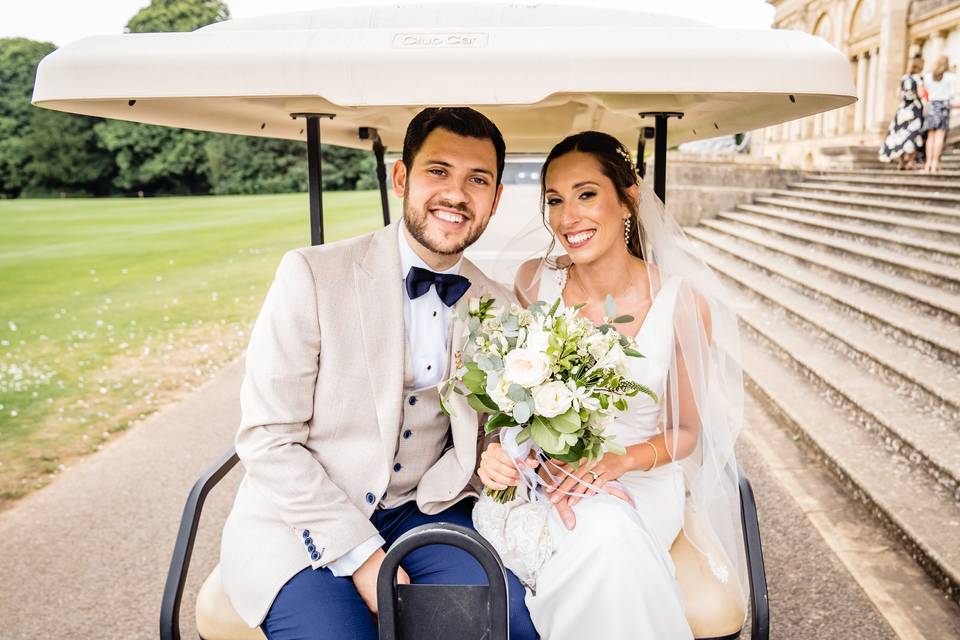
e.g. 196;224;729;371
198;514;746;640
197;566;266;640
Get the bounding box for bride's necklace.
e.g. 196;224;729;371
567;263;651;316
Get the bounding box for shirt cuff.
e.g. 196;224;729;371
324;534;386;577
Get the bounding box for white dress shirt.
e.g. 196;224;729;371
325;222;463;577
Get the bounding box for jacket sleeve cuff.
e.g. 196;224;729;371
321;534;386;576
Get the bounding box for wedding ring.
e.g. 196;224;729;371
588;470;600;482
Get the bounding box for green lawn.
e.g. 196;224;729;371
0;191;394;506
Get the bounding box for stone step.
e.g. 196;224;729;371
686;226;960;367
733;204;960;263
804;173;960;192
740;329;960;604
687;225;960;367
710;211;960;291
753;196;960;243
720;258;960;497
768;189;960;224
816;168;960;180
789;181;960;206
696;219;960;323
694;238;960;417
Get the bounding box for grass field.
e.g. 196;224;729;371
0;191;394;507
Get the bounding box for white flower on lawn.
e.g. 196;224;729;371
566;379;600;412
503;348;551;388
485;372;515;413
532;380;573;418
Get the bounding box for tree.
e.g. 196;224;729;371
125;0;230;34
0;38;115;197
205;135;308;195
93;0;231;195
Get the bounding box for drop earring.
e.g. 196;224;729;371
624;217;631;245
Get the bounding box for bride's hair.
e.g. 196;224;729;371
539;131;645;260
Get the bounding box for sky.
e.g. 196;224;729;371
1;0;774;46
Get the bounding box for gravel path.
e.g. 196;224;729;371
0;358;903;639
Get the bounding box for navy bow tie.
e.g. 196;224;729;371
404;266;471;307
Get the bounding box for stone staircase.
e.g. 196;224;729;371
686;149;960;605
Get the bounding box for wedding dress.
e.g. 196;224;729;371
474;262;694;640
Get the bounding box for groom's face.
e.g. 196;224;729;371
393;127;503;257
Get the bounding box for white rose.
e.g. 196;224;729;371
485;373;514;413
503;348;552;388
532;380;574;418
583;332;612;361
524;328;551;353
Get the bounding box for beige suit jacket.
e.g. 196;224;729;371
219;221;514;627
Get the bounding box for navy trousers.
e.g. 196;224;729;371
261;499;537;640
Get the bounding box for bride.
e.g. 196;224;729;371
474;131;747;638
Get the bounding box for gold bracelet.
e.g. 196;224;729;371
640;440;658;472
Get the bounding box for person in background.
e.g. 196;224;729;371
922;55;960;173
879;55;925;170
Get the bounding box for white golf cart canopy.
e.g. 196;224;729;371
32;2;855;245
33;3;854;152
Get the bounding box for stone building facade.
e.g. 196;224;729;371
754;0;960;167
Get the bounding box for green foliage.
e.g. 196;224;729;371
205;135;307;195
125;0;230;34
0;2;381;198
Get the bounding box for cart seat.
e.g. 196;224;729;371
196;515;746;640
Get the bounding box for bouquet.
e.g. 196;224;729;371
441;295;657;503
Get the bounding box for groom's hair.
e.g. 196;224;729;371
402;107;506;185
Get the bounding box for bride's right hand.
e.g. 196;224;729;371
478;443;538;490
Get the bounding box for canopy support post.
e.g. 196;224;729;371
636;126;655;180
292;113;335;246
360;127;391;227
639;112;683;203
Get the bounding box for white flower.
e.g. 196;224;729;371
469;297;481;313
503;348;551;388
566;379;600;412
596;341;632;377
524;328;550;353
532;380;573;418
583;332;612;361
485;373;514;413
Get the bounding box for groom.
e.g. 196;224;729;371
219;107;537;640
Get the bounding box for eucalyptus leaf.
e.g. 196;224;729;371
604;294;617;320
507;383;529;403
512;399;533;424
530;416;566;455
612;314;634;324
624;347;645;358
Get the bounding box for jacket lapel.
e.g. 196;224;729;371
354;222;406;465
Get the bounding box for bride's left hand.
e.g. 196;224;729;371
545;454;632;508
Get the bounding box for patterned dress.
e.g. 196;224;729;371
879;74;925;162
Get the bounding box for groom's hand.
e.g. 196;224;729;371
352;548;410;614
478;443;538;490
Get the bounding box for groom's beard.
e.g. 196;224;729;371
403;196;488;256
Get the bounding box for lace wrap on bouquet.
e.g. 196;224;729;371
473;492;554;589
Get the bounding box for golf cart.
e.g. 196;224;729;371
31;4;856;639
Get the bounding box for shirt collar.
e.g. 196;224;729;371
398;220;463;277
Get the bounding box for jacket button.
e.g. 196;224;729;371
311;551;321;562
408;396;417;405
302;530;310;539
304;537;313;547
365;492;376;504
403;429;412;439
393;463;402;472
307;544;316;554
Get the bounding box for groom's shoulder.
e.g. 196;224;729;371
282;228;380;270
